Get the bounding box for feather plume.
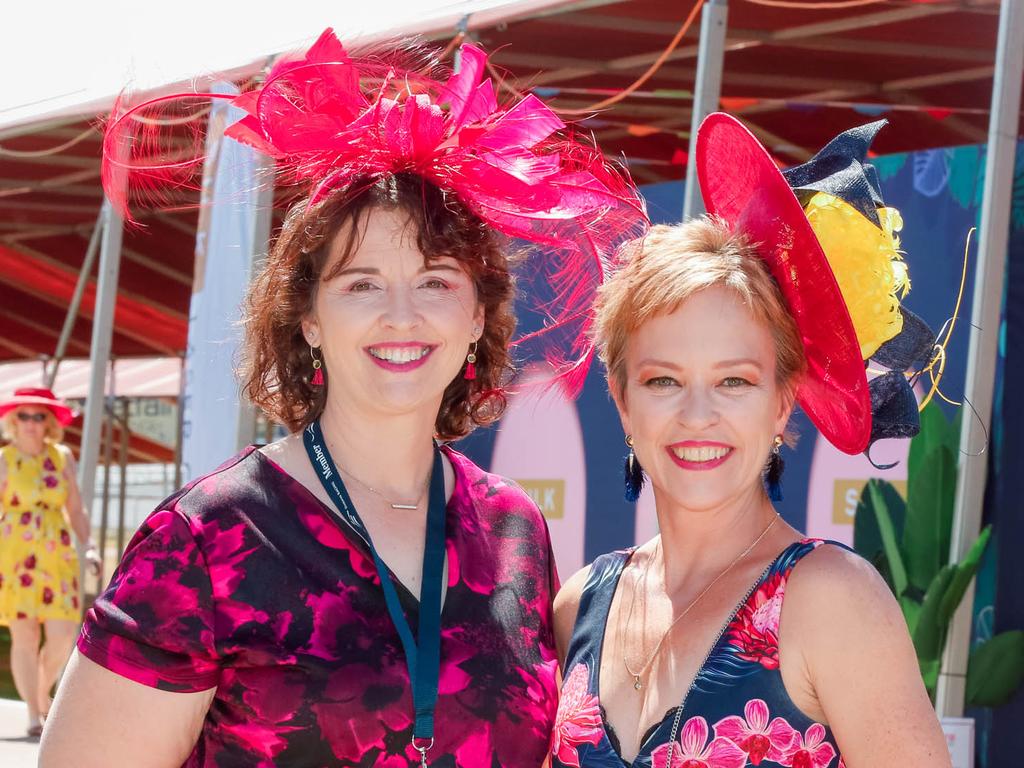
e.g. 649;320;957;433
101;27;649;393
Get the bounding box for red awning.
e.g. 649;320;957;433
0;245;187;358
1;358;181;463
0;0;1014;362
0;357;181;399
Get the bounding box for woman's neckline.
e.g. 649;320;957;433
251;443;463;609
592;540;802;767
10;441;48;459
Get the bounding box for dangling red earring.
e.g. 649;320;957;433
464;341;477;381
310;346;324;387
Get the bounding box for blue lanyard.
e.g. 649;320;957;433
303;421;445;763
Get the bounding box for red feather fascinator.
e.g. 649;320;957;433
102;28;649;394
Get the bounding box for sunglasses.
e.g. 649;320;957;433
16;412;48;423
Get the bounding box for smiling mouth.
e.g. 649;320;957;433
666;443;734;470
366;345;433;367
670;445;731;462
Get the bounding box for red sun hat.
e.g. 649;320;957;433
0;388;77;426
695;112;871;455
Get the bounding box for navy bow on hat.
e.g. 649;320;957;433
784;121;939;465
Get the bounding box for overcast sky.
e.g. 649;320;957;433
0;0;553;131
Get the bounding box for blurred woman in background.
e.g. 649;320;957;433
0;387;100;738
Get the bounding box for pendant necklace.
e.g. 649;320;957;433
622;514;779;691
336;459;430;510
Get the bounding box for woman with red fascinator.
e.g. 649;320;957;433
550;115;949;768
40;29;647;768
0;388;101;738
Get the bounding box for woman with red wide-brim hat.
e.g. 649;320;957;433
550;114;949;768
0;388;101;738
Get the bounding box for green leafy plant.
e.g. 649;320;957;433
853;402;1024;706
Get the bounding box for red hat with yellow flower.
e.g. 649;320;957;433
696;112;937;458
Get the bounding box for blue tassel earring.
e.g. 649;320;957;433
624;435;645;502
766;435;785;502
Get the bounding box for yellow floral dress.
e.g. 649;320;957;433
0;443;80;623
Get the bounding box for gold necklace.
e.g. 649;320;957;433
337;465;429;511
622;514;779;691
319;433;432;510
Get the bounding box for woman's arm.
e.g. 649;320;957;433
553;564;591;669
39;651;215;768
58;445;92;544
784;545;950;768
45;502;220;763
58;445;102;574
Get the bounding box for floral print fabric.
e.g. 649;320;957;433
0;443;80;624
78;446;559;767
552;663;605;767
552;539;845;768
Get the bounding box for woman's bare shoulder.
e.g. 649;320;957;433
783;541;909;656
555;563;593;614
258;431;299;461
782;548;949;765
786;542;893;606
54;441;76;463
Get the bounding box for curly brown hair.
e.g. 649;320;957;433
240;174;518;440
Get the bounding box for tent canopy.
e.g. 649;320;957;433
0;358;182;462
0;0;1014;363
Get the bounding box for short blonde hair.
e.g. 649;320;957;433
0;408;65;444
594;216;807;401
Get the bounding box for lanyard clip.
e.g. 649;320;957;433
412;736;434;767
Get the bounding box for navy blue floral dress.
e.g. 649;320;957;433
551;539;846;768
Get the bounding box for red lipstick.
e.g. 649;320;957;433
365;343;435;372
665;440;734;471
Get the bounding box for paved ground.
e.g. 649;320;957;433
0;698;39;767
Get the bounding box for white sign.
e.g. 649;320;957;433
941;717;974;768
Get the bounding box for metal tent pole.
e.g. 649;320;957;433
174;355;185;490
46;207;104;389
116;397;129;559
682;0;728;221
98;394;114;586
934;0;1024;719
76;199;124;512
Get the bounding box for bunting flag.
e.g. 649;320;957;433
720;96;761;111
652;88;693;99
853;104;892;117
789;102;822;114
628;124;664;137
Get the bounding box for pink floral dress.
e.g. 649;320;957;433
78;445;559;767
551;539;845;768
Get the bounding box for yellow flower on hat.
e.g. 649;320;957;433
803;192;910;359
